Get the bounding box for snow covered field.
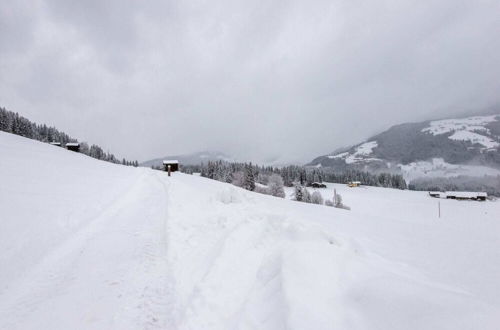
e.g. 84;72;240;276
1;131;500;329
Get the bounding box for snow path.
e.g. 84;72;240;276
0;170;176;329
2;132;500;329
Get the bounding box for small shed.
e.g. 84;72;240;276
66;143;80;152
50;142;62;147
347;181;361;188
163;160;179;172
428;191;443;198
311;182;327;188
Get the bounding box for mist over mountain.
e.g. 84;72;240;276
309;112;500;181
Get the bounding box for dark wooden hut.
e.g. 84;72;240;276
66;143;80;152
163;160;179;172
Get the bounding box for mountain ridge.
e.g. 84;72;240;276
309;112;500;181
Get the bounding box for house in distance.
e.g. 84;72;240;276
428;191;444;198
428;191;487;201
347;181;361;187
446;191;487;201
163;160;179;173
65;143;80;152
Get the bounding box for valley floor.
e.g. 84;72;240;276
1;131;500;330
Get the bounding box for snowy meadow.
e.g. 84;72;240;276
1;131;500;329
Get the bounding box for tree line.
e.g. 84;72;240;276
180;160;392;209
0;107;138;166
181;160;407;190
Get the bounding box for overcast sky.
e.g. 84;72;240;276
1;0;499;163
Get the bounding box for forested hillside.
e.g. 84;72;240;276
0;107;138;166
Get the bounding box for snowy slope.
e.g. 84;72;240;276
1;131;500;329
327;141;381;164
0;131;175;329
423;115;499;149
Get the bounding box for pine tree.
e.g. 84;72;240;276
294;184;303;201
243;163;255;191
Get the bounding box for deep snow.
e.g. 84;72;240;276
1;131;500;329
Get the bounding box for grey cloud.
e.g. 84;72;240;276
1;0;499;163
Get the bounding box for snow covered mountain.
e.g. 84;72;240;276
141;151;234;168
309;113;500;181
1;130;500;329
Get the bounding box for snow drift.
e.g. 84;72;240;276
1;131;500;329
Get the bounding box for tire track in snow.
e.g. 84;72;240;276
132;171;179;329
0;171;150;329
0;170;177;330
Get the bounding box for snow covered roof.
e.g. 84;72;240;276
65;143;80;147
49;142;61;145
446;191;487;198
163;160;179;164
